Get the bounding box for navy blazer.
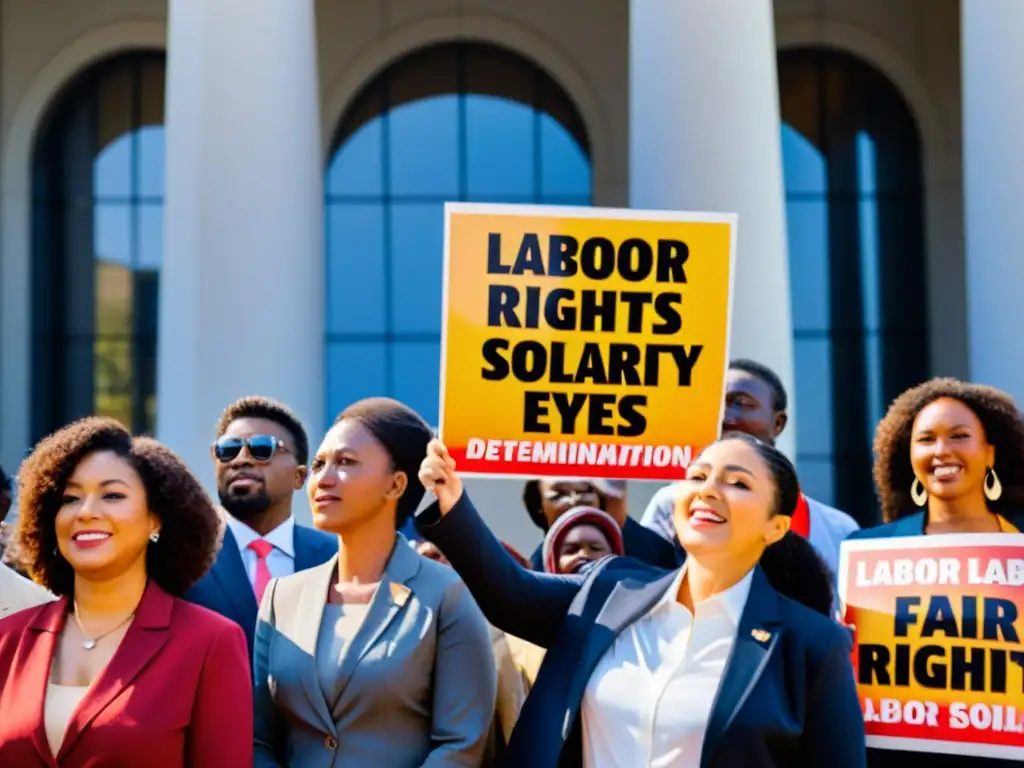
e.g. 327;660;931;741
848;509;1024;541
528;516;681;571
417;492;865;768
846;511;1023;768
184;523;335;660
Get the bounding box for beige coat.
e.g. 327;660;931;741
504;633;547;688
0;562;54;620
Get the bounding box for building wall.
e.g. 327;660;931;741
0;0;965;554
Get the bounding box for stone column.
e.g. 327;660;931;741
159;0;324;507
628;0;796;456
962;0;1024;397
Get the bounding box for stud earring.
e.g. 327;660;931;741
984;467;1003;502
911;478;928;507
149;530;161;544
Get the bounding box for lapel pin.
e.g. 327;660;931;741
390;582;410;607
750;628;772;643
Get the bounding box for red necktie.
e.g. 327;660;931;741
248;539;274;604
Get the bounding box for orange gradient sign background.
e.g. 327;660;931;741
438;202;735;480
839;535;1024;760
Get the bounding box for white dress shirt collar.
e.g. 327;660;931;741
581;562;756;767
649;561;754;625
225;512;296;558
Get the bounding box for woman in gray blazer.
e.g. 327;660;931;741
253;398;496;767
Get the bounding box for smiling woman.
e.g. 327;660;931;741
0;417;253;767
848;387;1024;766
865;378;1024;532
414;434;865;767
13;418;221;597
672;431;796;576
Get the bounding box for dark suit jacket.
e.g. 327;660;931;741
184;522;335;660
847;509;1024;541
0;582;252;767
418;492;865;768
847;511;1024;768
529;516;680;571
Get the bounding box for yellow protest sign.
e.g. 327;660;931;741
438;202;735;480
840;535;1024;759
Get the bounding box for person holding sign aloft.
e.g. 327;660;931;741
416;433;865;768
845;379;1024;768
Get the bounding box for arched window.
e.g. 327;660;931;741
324;43;591;426
32;51;166;439
779;48;928;525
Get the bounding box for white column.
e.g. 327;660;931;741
628;0;796;458
158;0;324;502
962;1;1024;397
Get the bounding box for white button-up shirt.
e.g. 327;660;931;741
581;564;753;768
225;513;297;588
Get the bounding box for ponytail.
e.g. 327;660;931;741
759;531;834;616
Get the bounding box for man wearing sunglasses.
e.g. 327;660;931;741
184;395;335;660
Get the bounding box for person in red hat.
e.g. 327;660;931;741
541;506;625;574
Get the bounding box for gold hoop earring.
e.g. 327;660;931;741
984;467;1003;502
911;478;928;507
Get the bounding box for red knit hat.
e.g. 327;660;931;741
542;506;624;574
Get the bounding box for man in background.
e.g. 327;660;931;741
184;396;335;659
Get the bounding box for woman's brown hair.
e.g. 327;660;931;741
15;417;223;597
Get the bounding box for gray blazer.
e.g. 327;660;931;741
253;534;496;767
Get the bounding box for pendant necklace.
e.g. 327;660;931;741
72;602;135;651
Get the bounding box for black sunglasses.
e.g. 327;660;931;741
212;435;290;463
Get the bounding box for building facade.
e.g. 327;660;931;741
0;0;1011;552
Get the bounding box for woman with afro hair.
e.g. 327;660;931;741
848;378;1024;767
852;378;1024;537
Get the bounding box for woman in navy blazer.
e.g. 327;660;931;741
418;433;865;768
848;379;1024;767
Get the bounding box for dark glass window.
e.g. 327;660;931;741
779;48;928;525
31;52;166;438
324;43;591;427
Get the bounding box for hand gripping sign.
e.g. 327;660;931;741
839;534;1024;760
438;202;736;481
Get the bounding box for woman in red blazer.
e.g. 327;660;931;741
0;417;253;767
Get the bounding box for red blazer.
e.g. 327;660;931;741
0;581;253;767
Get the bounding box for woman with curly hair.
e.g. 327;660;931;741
849;378;1023;767
853;378;1024;538
0;417;252;767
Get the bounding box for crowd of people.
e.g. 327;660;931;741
0;359;1019;767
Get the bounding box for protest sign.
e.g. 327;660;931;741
839;534;1024;760
438;202;735;480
